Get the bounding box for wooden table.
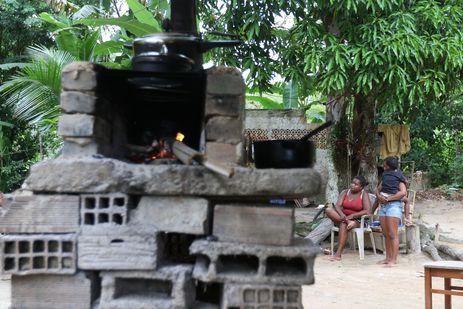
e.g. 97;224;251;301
424;261;463;309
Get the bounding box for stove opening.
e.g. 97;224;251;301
97;69;206;163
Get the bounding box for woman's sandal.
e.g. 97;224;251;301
328;255;341;261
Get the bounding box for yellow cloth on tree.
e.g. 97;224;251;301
377;124;411;159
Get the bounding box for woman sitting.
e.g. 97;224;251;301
325;176;371;261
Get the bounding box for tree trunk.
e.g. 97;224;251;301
352;95;378;190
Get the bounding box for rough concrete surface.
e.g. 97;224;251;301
190;238;319;285
25;158;322;198
100;265;194;309
61;61;99;91
78;234;158;270
11;272;95;309
60;91;97;114
1;234;76;275
131;196;210;235
213;204;294;245
222;283;302;309
0;195;79;233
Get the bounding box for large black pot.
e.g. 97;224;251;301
131;32;241;72
253;139;316;169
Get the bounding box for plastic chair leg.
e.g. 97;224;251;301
331;230;335;254
355;229;365;260
369;232;377;255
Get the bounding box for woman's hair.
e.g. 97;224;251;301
384;156;399;170
354;175;369;188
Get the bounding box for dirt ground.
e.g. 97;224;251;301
0;199;462;309
300;198;463;308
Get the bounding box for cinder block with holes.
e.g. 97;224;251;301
81;193;129;227
221;283;302;309
99;265;194;309
213;205;294;245
78;233;159;270
190;238;318;285
11;272;98;309
0;234;76;275
0;195;79;233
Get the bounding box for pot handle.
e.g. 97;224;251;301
200;40;242;52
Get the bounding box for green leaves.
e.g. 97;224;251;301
126;0;161;31
77;16;158;37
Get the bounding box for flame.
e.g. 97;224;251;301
176;132;185;142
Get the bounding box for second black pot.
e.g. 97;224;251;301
253;139;316;169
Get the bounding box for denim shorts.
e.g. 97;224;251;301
378;201;403;219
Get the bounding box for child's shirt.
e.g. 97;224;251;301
381;170;406;195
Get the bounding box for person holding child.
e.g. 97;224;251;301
373;156;408;267
325;175;371;261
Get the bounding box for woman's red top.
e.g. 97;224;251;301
341;190;364;215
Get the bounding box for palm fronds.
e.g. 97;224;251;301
0;46;75;132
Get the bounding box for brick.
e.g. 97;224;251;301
0;195;79;234
11;272;97;309
190;238;318;285
99;265;194;309
1;234;76;275
58;114;110;138
206;142;243;164
61;61;98;91
25;158;323;198
213;205;294;245
60;91;97;114
205;94;244;117
131;196;210;235
80;193;129;227
222;283;302;309
78;234;158;270
206;66;245;96
205;116;243;144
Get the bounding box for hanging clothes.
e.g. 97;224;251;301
377;124;411;159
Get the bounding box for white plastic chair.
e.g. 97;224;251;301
330;193;377;260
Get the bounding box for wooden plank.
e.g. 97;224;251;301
430;289;463;297
425;268;433;309
445;278;452;309
430;269;463;280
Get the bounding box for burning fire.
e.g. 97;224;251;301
176;132;185;142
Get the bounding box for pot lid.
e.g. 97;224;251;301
133;32;200;46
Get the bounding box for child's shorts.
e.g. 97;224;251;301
378;201;402;219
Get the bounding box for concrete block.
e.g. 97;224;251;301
60;91;97;114
205;116;243;144
61;61;98;91
206;66;245;96
1;234;76;275
11;272;97;309
205;94;244;117
99;265;194;309
0;195;79;233
206;142;242;164
58;114;109;138
213;205;294;245
25;158;322;198
61;137;109;157
190;238;318;285
131;196;210;235
78;234;158;270
80;193;129;227
222;283;302;309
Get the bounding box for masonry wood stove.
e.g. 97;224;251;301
0;1;321;308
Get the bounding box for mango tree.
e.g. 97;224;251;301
200;0;463;186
